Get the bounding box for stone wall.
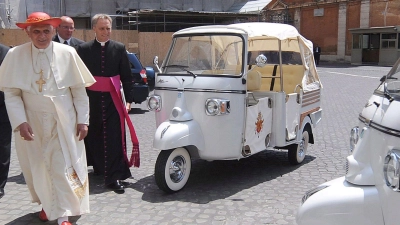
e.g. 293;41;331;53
0;29;174;67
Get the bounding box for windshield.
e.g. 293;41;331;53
163;35;244;76
386;58;400;99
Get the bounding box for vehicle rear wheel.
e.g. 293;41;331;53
288;126;310;165
155;147;191;193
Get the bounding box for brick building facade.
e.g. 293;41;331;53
262;0;400;65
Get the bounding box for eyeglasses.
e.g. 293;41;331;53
60;26;75;31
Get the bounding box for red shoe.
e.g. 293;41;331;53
38;209;48;222
60;222;72;225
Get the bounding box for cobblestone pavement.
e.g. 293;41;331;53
0;63;392;225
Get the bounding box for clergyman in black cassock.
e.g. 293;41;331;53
77;14;138;194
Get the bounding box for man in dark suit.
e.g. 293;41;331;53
53;16;83;49
0;43;10;199
314;44;321;65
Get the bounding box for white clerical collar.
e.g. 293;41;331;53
58;35;70;45
31;42;53;80
95;37;109;46
32;42;53;56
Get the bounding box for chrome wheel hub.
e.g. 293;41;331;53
169;155;186;183
298;139;305;158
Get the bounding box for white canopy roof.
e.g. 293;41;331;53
175;22;301;40
173;22;321;92
227;22;301;40
174;22;314;55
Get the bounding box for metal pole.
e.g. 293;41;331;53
279;40;283;92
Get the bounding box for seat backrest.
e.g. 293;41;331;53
253;65;304;93
247;70;261;91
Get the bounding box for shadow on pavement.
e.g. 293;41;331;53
87;172;108;195
6;150;315;218
5;213;44;225
128;150;315;204
4;212;80;225
5;212;81;225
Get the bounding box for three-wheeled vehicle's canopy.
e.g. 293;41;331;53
173;22;321;92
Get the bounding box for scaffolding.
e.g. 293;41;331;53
0;0;263;30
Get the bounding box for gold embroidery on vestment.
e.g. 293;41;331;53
67;169;87;199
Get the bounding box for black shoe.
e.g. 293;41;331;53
0;188;4;199
106;181;124;194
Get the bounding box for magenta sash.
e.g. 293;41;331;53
87;75;140;167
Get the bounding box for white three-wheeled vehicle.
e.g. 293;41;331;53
148;22;323;193
297;58;400;225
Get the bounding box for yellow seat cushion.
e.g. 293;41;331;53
252;65;304;93
247;70;261;91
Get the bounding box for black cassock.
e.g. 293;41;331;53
78;40;134;185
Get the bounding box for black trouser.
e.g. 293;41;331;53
315;54;320;65
0;119;11;189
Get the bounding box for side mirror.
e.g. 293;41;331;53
153;56;161;73
255;54;267;67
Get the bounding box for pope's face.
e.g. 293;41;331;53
93;18;111;42
26;24;54;49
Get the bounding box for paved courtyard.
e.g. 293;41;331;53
0;63;391;225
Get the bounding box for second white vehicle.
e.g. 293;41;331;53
297;57;400;225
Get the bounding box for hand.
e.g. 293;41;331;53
126;102;131;112
19;122;34;141
76;124;88;141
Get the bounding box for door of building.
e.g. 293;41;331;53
362;34;380;63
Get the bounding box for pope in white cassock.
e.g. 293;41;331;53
0;12;96;225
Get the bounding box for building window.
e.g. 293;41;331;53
314;8;324;17
353;34;361;49
267;9;293;25
362;34;380;49
382;33;396;49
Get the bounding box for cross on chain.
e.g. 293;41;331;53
35;69;46;92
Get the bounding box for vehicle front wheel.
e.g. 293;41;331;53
288;126;310;165
155;147;191;193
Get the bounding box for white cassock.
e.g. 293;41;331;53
0;41;96;221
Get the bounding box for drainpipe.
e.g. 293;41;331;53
384;1;388;27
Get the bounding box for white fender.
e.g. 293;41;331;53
297;115;312;142
346;127;376;185
153;120;205;152
297;177;384;225
301;116;312;131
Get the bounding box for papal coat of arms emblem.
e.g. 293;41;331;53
255;112;264;137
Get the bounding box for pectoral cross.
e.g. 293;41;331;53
35;70;46;92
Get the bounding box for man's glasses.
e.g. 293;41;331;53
60;26;75;31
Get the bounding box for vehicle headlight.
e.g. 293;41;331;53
147;95;162;111
384;149;400;191
349;126;359;153
301;185;329;205
205;98;230;116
